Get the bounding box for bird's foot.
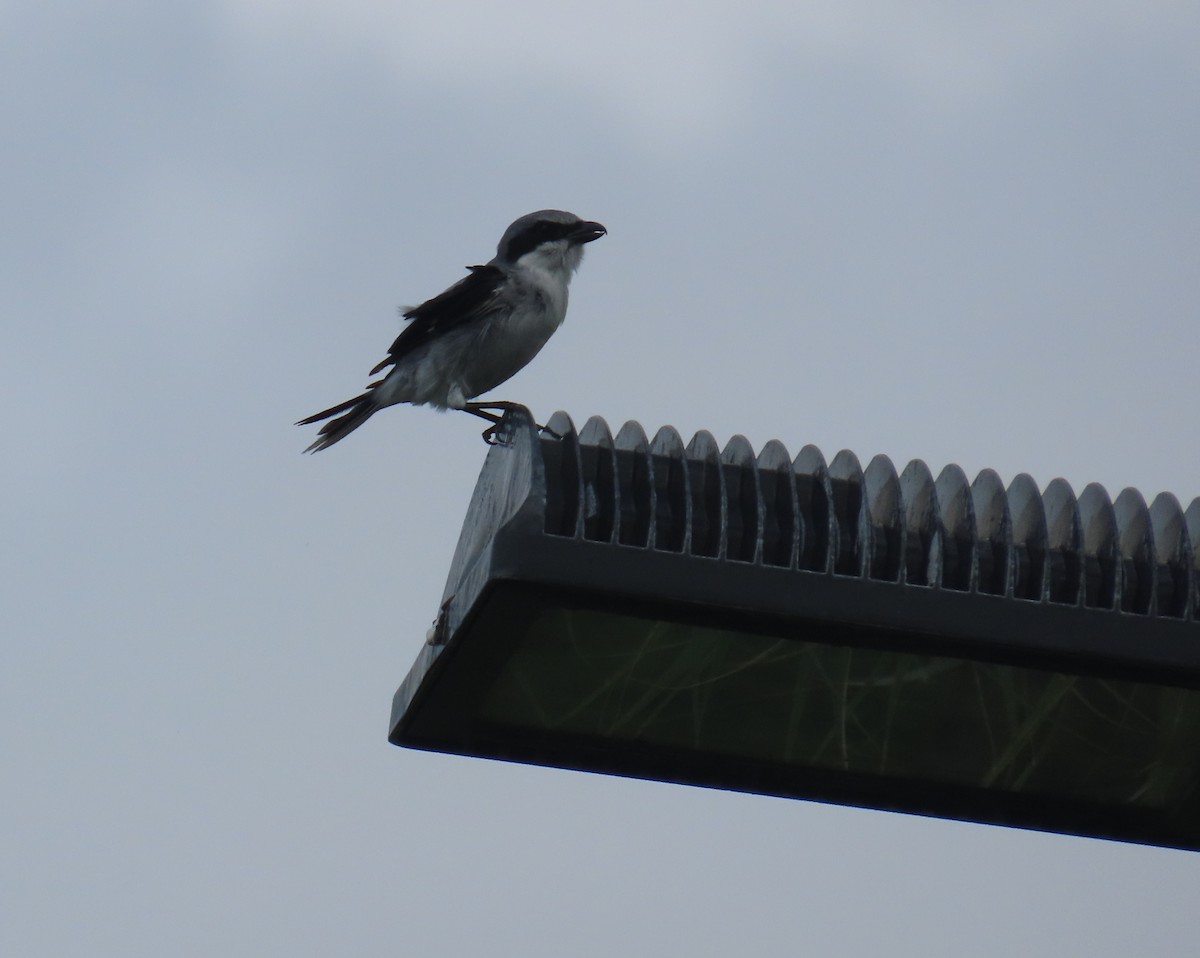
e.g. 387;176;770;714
462;402;512;445
462;402;559;445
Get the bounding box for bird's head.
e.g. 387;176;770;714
496;210;606;276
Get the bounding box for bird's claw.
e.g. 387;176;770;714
463;402;560;445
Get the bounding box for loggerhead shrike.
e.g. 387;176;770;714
299;209;606;451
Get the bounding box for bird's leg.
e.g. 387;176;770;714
462;401;519;420
460;403;508;444
460;403;512;445
460;402;561;443
460;404;507;425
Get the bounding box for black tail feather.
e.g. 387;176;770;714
296;394;365;426
299;392;378;452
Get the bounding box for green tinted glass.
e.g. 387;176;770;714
480;605;1200;813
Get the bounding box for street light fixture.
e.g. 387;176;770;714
390;409;1200;850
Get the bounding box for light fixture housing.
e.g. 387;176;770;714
390;409;1200;850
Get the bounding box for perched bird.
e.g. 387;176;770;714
299;209;606;451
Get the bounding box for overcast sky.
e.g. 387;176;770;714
4;1;1199;954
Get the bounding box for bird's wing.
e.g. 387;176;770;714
369;265;506;376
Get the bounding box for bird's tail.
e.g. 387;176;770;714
297;389;379;452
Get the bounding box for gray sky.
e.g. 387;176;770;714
4;1;1199;953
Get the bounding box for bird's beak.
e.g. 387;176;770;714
571;221;607;244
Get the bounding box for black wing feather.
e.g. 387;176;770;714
368;265;505;376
